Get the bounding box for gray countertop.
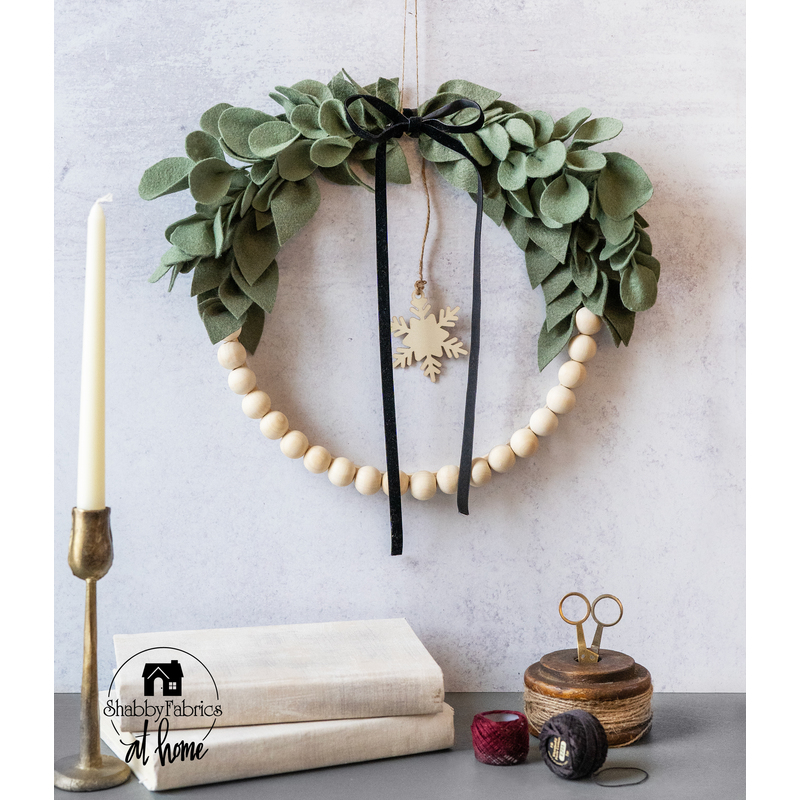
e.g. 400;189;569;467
55;692;744;799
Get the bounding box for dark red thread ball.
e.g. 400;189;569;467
471;710;530;766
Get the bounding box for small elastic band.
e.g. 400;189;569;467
592;767;649;787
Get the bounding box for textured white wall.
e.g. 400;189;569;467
55;0;744;692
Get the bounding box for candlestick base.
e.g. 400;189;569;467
54;754;130;792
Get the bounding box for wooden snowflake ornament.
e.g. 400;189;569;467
391;292;468;382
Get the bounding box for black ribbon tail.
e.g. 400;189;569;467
374;141;404;555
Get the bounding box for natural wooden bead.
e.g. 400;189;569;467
547;385;577;415
354;465;382;495
568;334;598;363
510;428;539;458
328;457;356;487
228;366;257;395
259;410;289;440
558;360;587;389
576;307;603;335
530;407;559;436
470;458;492;488
303;445;332;474
488;444;516;473
410;470;437;501
217;341;247;370
436;465;460;495
382;470;410;496
222;328;242;343
280;430;309;459
242;390;271;419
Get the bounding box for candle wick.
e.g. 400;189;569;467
96;194;113;204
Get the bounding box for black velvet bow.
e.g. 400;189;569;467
344;95;486;555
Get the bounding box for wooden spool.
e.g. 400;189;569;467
524;649;652;748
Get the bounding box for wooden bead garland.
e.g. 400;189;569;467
215;306;604;502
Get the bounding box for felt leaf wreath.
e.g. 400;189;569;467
140;70;658;369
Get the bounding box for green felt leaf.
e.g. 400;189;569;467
576;222;600;254
201;300;245;345
634;250;660;280
436;79;502;110
540;173;590;224
270;175;320;245
524;242;559;290
232;258;279;312
418;91;475;117
233;212;280;284
584;269;609;316
139;157;194;201
458;133;492;166
497;150;528;191
188;158;236;205
251;170;283;211
186;130;225;163
149;261;173;284
552;108;592;141
476;123;511;161
481;194;506;226
250;159;276;185
637;228;653;255
530;110;555;146
570;250;598;295
310;136;353;168
255;210;273;230
506;185;534;218
566;149;607;172
169;218;215;256
292;79;334;104
385;143;411;184
609;234;639;271
218;107;275;160
190;255;229;296
542;264;573;303
419;134;463;163
598;209;635;245
526;219;571;263
318;99;352;138
319;161;373;190
328;70;360;102
620;261;658;311
213;207;225;258
505;118;535;150
597;152;653;221
240;180;257;217
239;303;265;355
436;158;479;193
599;227;635;260
200;103;233;138
159;244;196;268
277;139;317;181
219;272;253;318
226;194;242;225
604;285;636;346
525;141;567;178
376;77;400;109
537;310;577;371
546;284;582;331
249;121;301;159
290;104;326;139
634;210;649;229
504;209;530;249
167;263;182;292
571;117;623;149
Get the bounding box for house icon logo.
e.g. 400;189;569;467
142;659;184;697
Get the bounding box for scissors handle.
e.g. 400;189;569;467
589;594;624;653
558;593;598;663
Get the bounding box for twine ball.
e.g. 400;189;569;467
471;710;530;766
538;710;608;780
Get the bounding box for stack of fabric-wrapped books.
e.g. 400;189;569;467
99;618;454;791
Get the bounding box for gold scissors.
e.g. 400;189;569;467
559;592;624;664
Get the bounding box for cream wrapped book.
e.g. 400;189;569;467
100;702;455;791
113;618;444;731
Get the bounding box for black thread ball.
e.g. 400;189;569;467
538;710;608;780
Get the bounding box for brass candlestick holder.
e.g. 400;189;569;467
54;508;131;792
